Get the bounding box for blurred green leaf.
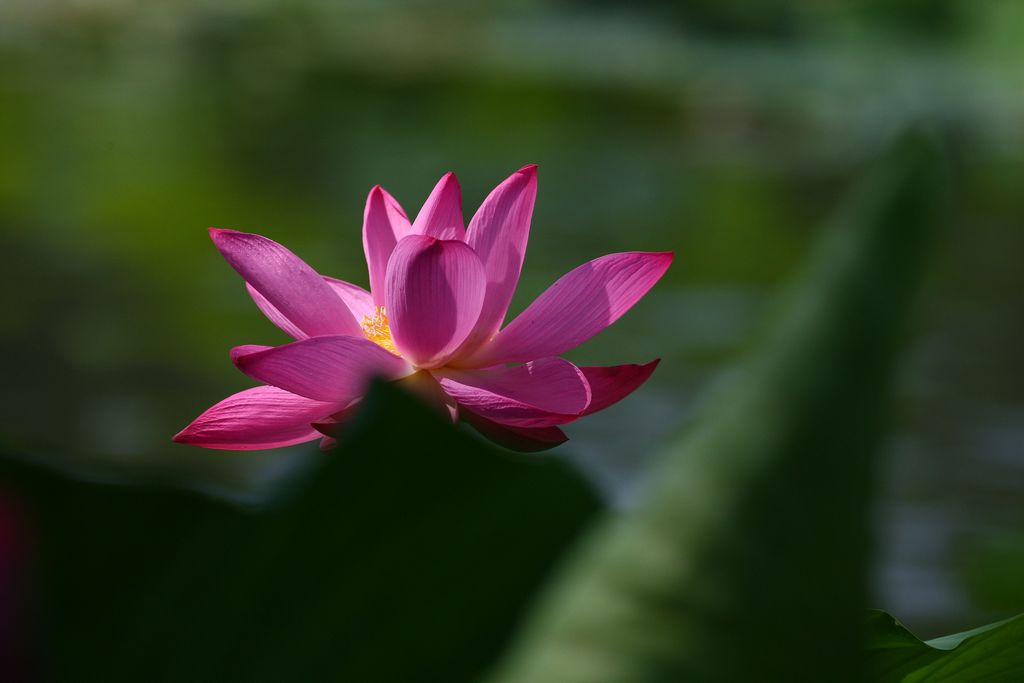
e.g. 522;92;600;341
0;383;601;683
865;609;1024;681
487;132;950;683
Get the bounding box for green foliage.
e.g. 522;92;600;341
0;385;600;682
486;133;954;682
866;609;1024;681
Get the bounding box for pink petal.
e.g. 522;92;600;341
230;344;272;364
234;335;412;403
362;186;411;306
579;359;660;415
459;164;538;355
324;277;376;322
434;357;590;428
248;277;374;340
172;385;336;450
211;228;362;338
385;235;486;368
410;172;465;241
311;402;362;438
461;408;568;452
247;283;304;339
464;251;673;367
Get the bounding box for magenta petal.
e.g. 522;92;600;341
434;357;590;428
235;335;412;402
461;408;568;452
324;277;376;323
580;359;660;415
362;186;411;306
460;165;538;354
410;172;465;241
465;251;673;367
248;276;373;340
230;344;273;364
385;235;486;368
247;284;304;339
172;385;336;450
211;228;362;338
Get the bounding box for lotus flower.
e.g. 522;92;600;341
174;166;672;452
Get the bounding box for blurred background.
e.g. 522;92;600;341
0;0;1021;638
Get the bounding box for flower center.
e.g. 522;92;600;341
361;306;397;354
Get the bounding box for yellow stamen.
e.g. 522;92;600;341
361;306;397;354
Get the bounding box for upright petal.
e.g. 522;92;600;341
463;251;673;367
460;408;568;452
234;335;412;403
434;357;590;428
172;386;335;450
410;172;465;241
210;228;362;337
460;164;538;354
385;235;486;368
579;359;660;415
362;186;411;306
248;277;375;340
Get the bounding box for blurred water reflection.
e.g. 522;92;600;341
0;1;1021;636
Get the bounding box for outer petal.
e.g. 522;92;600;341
362;186;411;306
234;335;412;403
385;235;486;368
579;359;660;415
210;228;362;337
172;386;335;450
247;277;375;340
459;164;538;354
410;172;465;241
463;251;673;367
230;344;272;363
460;408;568;452
434;357;590;428
324;277;376;322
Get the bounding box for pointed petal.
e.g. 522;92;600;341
434;357;590;428
172;385;335;450
410;172;465;241
362;186;411;306
464;251;673;367
460;164;538;353
230;344;272;364
319;436;338;451
247;277;374;340
579;359;660;415
461;408;568;452
234;335;412;402
211;228;362;337
385;235;486;368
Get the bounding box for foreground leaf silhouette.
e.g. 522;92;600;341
0;385;600;683
487;133;955;683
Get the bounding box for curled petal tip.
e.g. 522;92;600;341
171;427;193;444
517;163;538;174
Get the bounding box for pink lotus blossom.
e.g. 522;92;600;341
174;166;672;452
